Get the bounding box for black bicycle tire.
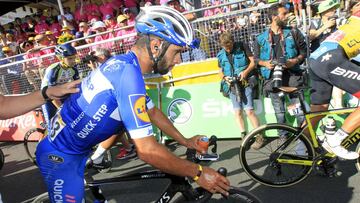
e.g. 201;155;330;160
24;128;45;165
225;187;262;203
239;123;315;187
31;192;93;203
0;148;4;170
356;143;360;172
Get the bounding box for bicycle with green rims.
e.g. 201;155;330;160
239;86;360;187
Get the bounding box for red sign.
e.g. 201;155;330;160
0;110;44;141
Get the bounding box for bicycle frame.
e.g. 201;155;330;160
276;106;360;167
86;170;199;203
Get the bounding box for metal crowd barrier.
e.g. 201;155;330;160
0;2;273;95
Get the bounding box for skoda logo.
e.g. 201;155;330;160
167;98;192;124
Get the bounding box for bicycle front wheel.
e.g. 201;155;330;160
24;128;45;165
239;123;315;187
0;148;4;170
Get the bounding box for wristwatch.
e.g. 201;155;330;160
41;86;52;101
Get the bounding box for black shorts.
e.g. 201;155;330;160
309;46;360;105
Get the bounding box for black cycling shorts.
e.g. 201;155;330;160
309;47;360;105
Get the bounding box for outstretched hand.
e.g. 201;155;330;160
197;166;230;196
47;80;82;100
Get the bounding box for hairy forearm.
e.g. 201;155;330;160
0;91;45;119
148;107;187;145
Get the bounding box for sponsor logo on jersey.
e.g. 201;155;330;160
167;98;192;124
53;179;64;202
129;94;151;127
347;39;360;48
330;67;360;80
326;30;345;42
48;154;64;163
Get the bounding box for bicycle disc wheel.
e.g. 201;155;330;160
0;148;4;170
24;128;45;165
240;124;315;187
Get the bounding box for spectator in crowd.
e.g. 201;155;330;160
111;0;124;16
41;43;80;125
309;0;339;52
48;17;62;38
78;22;95;44
104;14;117;29
58;6;76;27
203;0;215;17
74;1;88;24
13;24;27;44
45;31;57;46
34;16;50;35
92;21;115;50
1;46;27;94
24;16;37;37
166;0;197;21
123;0;140;15
292;0;303;26
217;31;260;139
115;15;136;48
21;40;42;91
122;8;136;26
252;4;307;149
84;0;101;22
100;0;115;20
5;33;19;54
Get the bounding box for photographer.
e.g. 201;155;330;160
309;0;340;53
83;47;112;71
253;4;307;149
218;31;260;139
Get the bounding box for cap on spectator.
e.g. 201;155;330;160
2;46;11;52
5;33;14;38
28;37;35;41
318;0;340;14
92;21;106;30
75;31;84;39
117;15;128;23
45;31;53;35
61;26;70;31
105;14;113;20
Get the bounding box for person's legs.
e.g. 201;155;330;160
91;134;118;163
309;51;360;159
229;92;246;137
243;86;260;130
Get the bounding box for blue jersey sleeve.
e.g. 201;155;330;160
102;59;153;139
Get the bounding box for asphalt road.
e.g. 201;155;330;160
0;140;359;203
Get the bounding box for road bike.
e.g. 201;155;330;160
239;86;360;187
23;109;112;173
32;136;262;203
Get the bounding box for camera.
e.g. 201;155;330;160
82;52;98;64
228;76;243;102
271;57;286;89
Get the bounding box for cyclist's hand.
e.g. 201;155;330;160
46;79;81;100
197;167;230;196
185;135;207;154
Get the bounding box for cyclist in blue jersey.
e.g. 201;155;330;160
35;6;230;203
41;43;80;126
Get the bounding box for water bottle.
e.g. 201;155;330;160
197;136;209;154
324;116;337;136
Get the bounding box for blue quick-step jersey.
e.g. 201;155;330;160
46;51;154;154
41;63;80;125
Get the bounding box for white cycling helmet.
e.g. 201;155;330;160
135;5;198;48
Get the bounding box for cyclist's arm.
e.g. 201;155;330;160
132;136;230;195
147;107;187;146
0;81;80;119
